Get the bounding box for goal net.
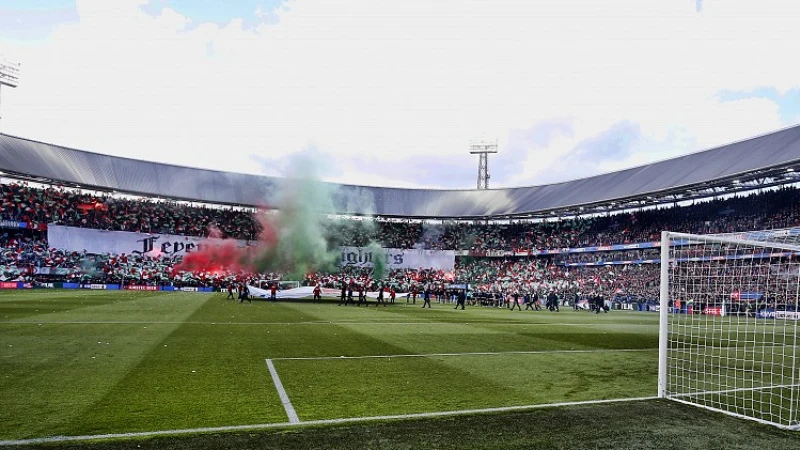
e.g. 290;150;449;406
659;229;800;429
279;280;300;290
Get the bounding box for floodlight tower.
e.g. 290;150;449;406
0;56;21;133
469;140;498;189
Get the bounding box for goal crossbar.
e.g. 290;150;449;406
664;231;800;253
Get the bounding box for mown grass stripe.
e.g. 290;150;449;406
1;320;658;326
0;396;656;447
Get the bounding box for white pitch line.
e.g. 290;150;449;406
273;347;658;361
0;396;657;447
669;383;800;399
265;359;300;424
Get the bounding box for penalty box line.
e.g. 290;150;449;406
265;359;300;424
264;349;655;425
272;347;658;361
0;396;658;447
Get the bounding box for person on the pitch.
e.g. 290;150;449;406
346;283;354;305
338;282;347;306
422;286;432;308
270;283;277;301
313;284;321;302
547;291;559;312
510;291;522;311
390;287;396;304
226;283;235;300
454;290;466;310
239;284;251;304
376;284;386;307
358;284;367;306
524;292;535;310
593;292;608;314
533;292;542;310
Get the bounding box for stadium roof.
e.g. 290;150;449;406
2;125;800;219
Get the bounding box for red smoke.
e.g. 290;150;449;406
171;209;278;277
174;240;249;275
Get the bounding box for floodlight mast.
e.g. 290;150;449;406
469;140;498;189
0;57;21;133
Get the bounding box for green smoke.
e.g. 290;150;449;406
254;150;339;280
367;241;386;281
252;149;386;281
80;255;103;280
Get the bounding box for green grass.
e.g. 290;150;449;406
5;400;799;450
1;291;797;449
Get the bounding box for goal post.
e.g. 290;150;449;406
659;229;800;429
279;280;300;290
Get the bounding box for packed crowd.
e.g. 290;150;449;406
3;182;800;251
301;258;662;302
554;249;661;265
2;180;800;299
1;182;260;240
0;232;256;287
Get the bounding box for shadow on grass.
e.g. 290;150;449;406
6;399;799;450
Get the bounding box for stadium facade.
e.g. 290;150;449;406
1;124;800;219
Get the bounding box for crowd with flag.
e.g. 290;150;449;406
1;181;800;302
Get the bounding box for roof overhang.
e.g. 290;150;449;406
2;124;800;219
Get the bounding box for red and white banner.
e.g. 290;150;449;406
48;225;254;258
49;225;456;271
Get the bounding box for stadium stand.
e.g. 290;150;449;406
2;126;800;307
3;181;800;250
0;179;798;307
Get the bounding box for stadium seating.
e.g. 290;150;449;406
1;181;799;299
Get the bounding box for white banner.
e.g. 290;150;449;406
248;285;410;300
340;246;455;271
48;225;456;271
47;225;254;258
775;311;800;321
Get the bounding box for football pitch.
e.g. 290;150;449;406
1;291;798;449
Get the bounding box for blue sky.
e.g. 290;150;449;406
0;0;798;189
0;0;78;40
718;88;800;125
141;0;288;28
0;0;287;38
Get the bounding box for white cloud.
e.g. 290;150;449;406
0;0;798;189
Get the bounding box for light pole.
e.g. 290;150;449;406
469;140;498;189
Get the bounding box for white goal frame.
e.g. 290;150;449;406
279;280;301;290
658;230;800;429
